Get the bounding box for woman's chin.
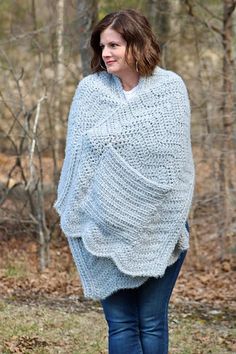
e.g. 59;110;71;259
106;67;116;74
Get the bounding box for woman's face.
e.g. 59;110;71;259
100;27;135;78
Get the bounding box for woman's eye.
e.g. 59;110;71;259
100;43;118;50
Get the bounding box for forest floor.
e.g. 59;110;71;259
0;231;235;354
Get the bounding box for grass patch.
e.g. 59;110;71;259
0;300;235;353
0;301;107;354
4;263;28;278
170;316;235;353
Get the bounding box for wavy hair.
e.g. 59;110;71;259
90;9;161;76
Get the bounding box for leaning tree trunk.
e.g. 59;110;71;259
26;95;50;271
77;0;98;77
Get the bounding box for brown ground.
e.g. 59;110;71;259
0;229;235;310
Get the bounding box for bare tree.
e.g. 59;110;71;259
54;0;65;176
218;0;236;261
184;0;236;263
26;94;50;270
0;66;50;270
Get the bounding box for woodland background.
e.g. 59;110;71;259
0;0;235;353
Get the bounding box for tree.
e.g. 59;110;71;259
54;0;65;178
184;0;236;263
145;0;171;67
219;0;236;261
77;0;98;77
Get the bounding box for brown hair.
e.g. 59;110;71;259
90;9;161;76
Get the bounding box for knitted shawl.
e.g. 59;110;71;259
54;66;195;300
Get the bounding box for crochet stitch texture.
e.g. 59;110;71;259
54;66;195;300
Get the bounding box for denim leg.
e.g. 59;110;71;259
101;289;143;354
137;250;187;354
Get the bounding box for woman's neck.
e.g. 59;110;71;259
118;70;140;91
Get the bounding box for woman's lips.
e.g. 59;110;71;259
106;60;116;65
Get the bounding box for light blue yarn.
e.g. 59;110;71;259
54;66;195;300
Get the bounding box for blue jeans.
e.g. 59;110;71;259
101;224;189;354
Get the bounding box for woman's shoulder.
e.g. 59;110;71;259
70;72;111;103
77;71;111;91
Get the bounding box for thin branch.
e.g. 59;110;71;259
184;0;223;36
0;11;97;46
0;24;54;45
25;94;47;191
195;0;223;21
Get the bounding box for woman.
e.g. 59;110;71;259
54;9;195;354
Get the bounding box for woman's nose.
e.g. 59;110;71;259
102;46;110;57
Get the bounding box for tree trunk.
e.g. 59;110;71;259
31;0;37;31
219;0;235;262
222;0;235;185
77;0;98;77
27;95;50;271
37;180;50;271
54;0;65;180
145;0;171;67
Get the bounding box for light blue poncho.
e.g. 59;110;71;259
54;66;195;300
